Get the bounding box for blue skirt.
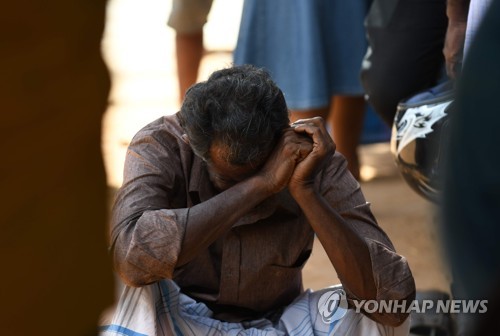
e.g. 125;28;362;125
234;0;371;110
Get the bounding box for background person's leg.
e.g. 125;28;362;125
168;0;213;102
330;95;366;181
175;32;204;100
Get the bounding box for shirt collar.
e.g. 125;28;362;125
188;153;217;201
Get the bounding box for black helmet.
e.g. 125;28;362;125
391;81;454;203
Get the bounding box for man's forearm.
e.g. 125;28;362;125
291;188;377;298
176;174;273;266
291;187;414;326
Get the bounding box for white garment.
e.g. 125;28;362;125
99;280;410;336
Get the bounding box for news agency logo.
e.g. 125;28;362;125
352;299;488;314
317;288;489;325
317;288;348;324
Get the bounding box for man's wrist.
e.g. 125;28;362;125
289;183;316;201
247;174;278;198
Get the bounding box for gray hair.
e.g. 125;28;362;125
178;65;289;166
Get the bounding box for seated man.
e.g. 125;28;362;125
106;65;415;335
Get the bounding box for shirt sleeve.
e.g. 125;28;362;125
318;152;416;326
110;124;189;287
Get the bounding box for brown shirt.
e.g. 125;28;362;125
111;114;415;321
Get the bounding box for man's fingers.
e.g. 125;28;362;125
295;141;313;161
290;119;336;159
291;122;330;145
291;116;324;124
290;116;324;128
291;117;327;133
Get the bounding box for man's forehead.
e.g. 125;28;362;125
209;143;230;163
208;144;257;178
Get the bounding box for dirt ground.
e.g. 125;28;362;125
102;0;452;298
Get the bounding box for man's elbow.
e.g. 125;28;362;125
112;248;175;288
116;261;173;288
367;288;416;327
118;269;151;288
111;235;178;287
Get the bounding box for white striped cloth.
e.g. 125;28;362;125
99;280;409;336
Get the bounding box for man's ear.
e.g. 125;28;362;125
181;134;190;144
